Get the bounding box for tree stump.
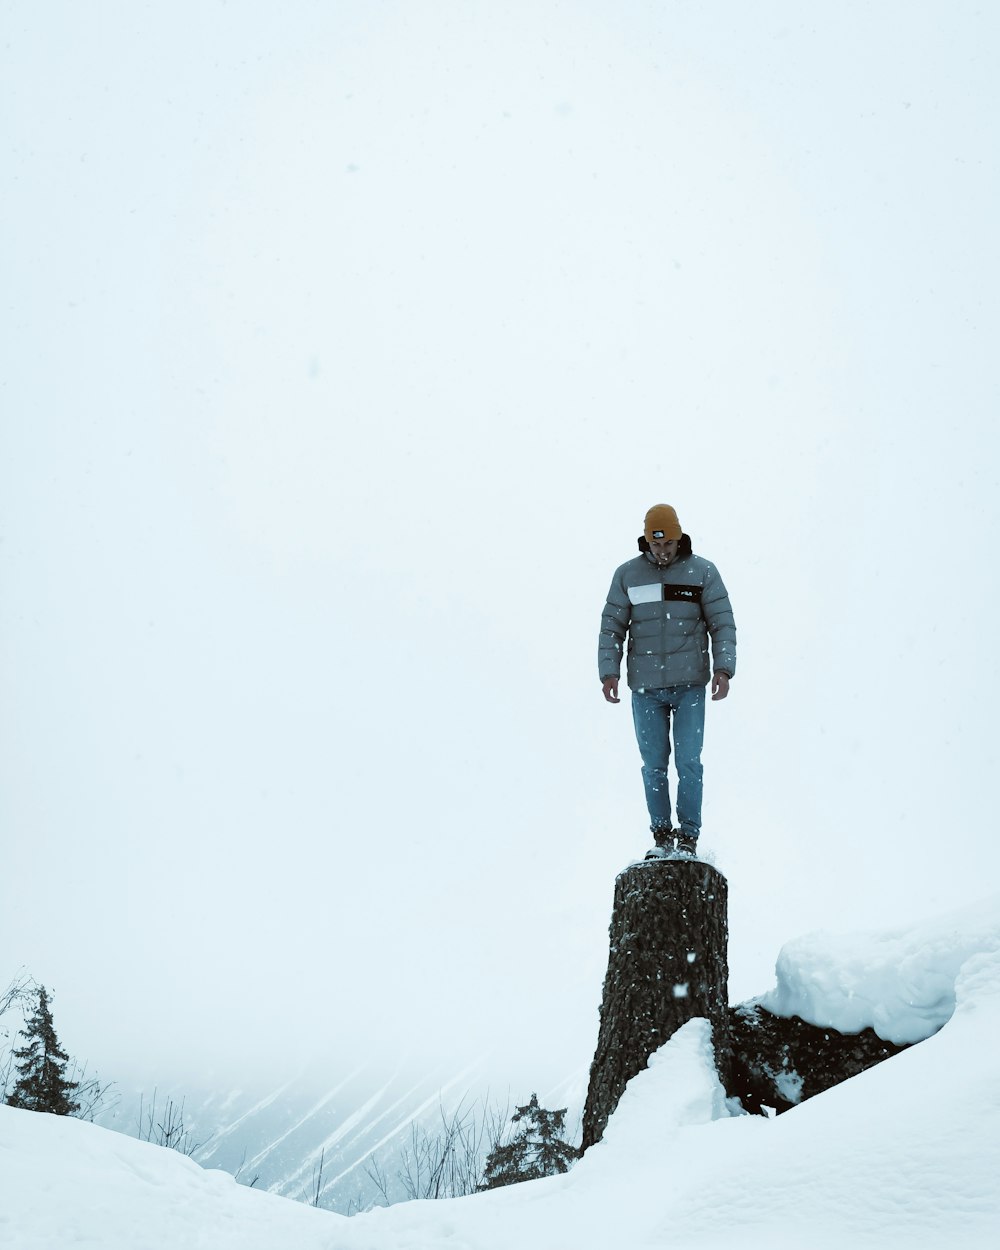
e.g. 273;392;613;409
581;859;730;1150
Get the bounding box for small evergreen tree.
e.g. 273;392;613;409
478;1093;578;1190
6;985;80;1116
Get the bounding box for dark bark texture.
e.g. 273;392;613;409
726;1002;912;1114
581;860;730;1150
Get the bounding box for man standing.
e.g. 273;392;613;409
599;504;736;859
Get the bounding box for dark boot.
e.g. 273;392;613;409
675;830;698;857
645;826;676;860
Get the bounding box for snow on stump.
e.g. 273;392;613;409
582;859;730;1150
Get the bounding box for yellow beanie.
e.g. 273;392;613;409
644;504;682;542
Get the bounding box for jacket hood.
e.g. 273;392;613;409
637;532;693;558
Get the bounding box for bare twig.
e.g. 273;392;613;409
363;1154;393;1207
311;1147;325;1207
64;1058;117;1122
373;1090;513;1204
136;1089;213;1157
234;1147;260;1188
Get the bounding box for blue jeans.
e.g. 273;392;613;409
631;684;706;834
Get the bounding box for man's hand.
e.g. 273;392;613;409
711;671;730;701
602;677;620;704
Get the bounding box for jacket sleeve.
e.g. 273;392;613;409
701;563;737;678
598;570;631;681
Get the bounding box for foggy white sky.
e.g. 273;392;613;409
2;0;998;1093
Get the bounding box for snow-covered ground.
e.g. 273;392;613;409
4;899;998;1249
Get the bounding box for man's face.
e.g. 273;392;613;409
648;537;680;565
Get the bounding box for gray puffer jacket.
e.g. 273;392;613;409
598;534;737;690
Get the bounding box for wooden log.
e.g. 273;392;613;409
581;859;730;1150
727;1002;912;1114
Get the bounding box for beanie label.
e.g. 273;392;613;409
644;504;682;542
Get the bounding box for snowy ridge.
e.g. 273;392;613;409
197;1076;298;1158
289;1057;488;1197
235;1065;368;1181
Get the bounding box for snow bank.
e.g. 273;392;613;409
594;1017;733;1156
0;1104;337;1250
759;894;1000;1043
